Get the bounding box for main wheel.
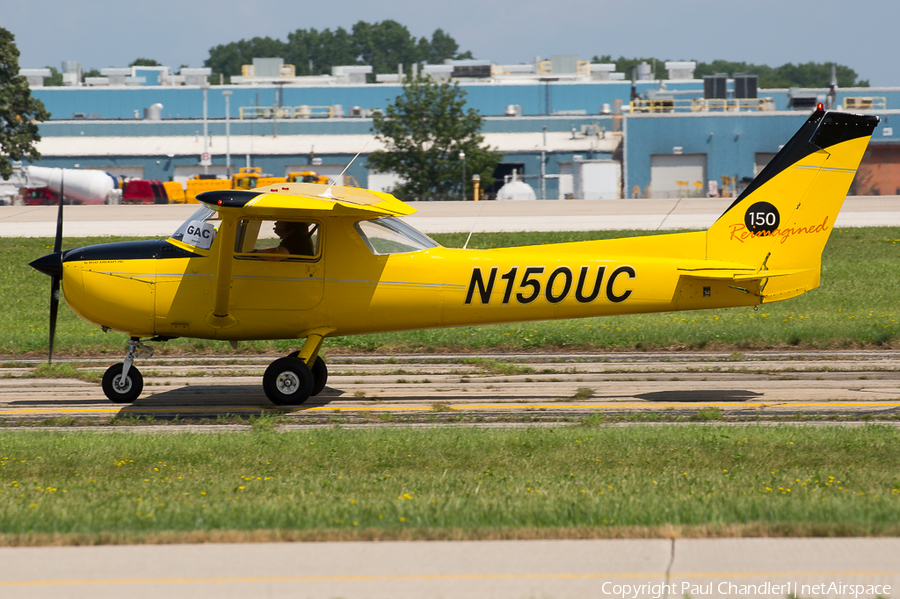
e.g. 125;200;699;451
102;363;143;403
310;356;328;396
288;352;328;396
263;357;313;406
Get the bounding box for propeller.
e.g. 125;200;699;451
29;171;65;364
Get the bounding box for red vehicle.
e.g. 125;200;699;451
22;187;59;206
122;180;168;204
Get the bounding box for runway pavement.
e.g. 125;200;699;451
2;351;898;423
1;196;898;237
0;538;897;598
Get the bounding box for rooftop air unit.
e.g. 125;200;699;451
704;74;728;99
734;74;758;99
450;61;492;79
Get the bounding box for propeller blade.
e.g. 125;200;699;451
48;170;64;363
54;171;64;253
48;276;60;364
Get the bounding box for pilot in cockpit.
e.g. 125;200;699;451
253;221;314;261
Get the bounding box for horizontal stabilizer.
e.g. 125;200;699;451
678;268;811;281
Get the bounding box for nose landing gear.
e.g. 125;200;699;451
101;338;152;403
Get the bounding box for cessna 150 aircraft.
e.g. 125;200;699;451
30;108;878;406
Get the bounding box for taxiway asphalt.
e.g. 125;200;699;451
2;351;898;423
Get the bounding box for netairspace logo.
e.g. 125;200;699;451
599;581;892;598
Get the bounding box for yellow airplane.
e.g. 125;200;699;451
30;108;878;405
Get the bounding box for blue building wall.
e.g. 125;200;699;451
29;80;753;121
623;113;810;195
31;80;900;121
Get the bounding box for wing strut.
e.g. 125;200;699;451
207;216;239;329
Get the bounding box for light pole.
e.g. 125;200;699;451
201;81;209;175
222;90;232;178
459;150;466;201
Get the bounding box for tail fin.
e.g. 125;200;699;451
705;109;878;301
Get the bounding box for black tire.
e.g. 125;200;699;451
102;363;143;403
287;353;328;396
310;356;328;396
263;357;313;406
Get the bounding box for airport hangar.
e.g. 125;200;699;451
19;59;900;200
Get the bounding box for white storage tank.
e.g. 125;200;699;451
496;171;536;201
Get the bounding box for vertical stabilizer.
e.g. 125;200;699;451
705;109;878;300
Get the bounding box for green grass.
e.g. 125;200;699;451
1;425;899;545
3;228;899;356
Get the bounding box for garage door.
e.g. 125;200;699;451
650;154;707;198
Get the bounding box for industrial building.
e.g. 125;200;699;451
14;58;900;200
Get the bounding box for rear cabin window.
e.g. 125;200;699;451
355;217;439;255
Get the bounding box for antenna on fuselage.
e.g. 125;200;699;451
462;197;488;250
319;140;370;199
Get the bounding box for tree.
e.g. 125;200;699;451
130;58;161;67
205;37;288;79
592;55;868;87
81;67;101;82
352;20;418;76
423;28;473;64
285;27;357;75
204;22;474;80
367;76;501;201
43;66;63;86
0;27;50;180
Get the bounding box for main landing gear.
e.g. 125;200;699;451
263;354;328;406
263;333;328;405
99;335;329;406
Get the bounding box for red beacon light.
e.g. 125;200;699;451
817;103;824;111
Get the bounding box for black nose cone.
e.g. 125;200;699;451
30;252;63;278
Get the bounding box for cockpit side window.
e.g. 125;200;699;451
234;218;320;262
355;217;439;255
170;207;220;250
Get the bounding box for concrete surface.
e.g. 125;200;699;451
0;538;896;598
1;196;898;237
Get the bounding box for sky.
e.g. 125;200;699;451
5;0;899;87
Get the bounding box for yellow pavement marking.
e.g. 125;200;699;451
1;402;900;416
2;569;897;588
0;572;650;587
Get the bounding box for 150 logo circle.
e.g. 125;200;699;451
744;202;780;234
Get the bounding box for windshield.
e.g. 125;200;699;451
170;206;220;249
355;217;440;255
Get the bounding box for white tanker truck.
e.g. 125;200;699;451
22;166;119;205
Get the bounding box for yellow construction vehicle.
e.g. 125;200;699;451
286;171;329;184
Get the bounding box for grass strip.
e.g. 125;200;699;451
1;425;899;545
3;228;899;356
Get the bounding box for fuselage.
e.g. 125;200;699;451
59;215;759;342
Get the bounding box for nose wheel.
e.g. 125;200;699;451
101;338;151;403
102;363;144;403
